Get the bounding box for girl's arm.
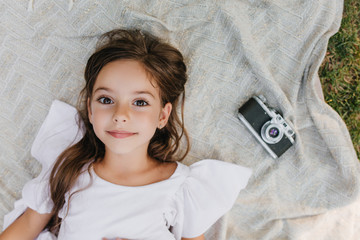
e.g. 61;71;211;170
182;234;205;240
0;208;52;240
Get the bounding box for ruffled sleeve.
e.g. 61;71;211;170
3;100;83;233
22;100;84;213
178;159;252;238
31;100;84;173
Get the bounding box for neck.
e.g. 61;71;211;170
96;146;158;179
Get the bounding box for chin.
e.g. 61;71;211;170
105;142;149;156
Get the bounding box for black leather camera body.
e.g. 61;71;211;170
237;96;295;159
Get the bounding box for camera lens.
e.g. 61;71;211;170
261;121;284;144
268;127;279;138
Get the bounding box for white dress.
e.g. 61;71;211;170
3;100;252;240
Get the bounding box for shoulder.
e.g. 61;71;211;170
169;159;253;184
183;159;252;181
181;159;253;194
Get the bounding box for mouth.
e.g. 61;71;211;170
107;130;137;139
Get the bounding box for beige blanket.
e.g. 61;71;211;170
1;0;359;239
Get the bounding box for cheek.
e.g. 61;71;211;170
132;111;161;131
134;111;159;124
90;107;110;128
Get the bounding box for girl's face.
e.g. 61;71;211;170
88;60;172;156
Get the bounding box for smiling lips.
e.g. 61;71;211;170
107;130;136;139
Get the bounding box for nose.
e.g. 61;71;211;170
113;103;130;123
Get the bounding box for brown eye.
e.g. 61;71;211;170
98;97;113;104
134;100;149;106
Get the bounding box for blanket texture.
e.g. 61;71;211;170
1;0;359;239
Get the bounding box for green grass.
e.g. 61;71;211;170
319;0;360;159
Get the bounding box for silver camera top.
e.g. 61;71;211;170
253;95;274;116
257;95;267;103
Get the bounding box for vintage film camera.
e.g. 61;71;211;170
237;96;295;159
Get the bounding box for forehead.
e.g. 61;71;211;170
93;60;159;96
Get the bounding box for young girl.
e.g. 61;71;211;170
1;29;252;240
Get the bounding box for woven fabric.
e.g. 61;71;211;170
1;0;359;239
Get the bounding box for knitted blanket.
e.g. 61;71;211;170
1;0;359;239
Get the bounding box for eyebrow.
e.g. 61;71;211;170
94;87;113;93
134;91;156;99
94;87;156;99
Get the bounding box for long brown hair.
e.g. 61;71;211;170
47;29;190;234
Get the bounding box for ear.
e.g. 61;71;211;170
158;102;172;129
87;98;93;124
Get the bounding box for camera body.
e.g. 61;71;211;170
237;96;295;159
